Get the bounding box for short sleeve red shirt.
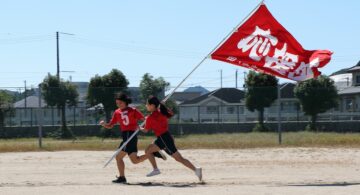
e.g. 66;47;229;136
109;107;144;131
144;110;169;136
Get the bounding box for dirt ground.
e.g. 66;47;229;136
1;148;360;195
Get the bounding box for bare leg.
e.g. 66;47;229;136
115;151;127;176
145;144;161;169
128;152;148;164
171;151;196;171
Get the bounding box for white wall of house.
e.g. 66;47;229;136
179;97;302;123
330;73;352;90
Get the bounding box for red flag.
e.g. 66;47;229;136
210;4;332;81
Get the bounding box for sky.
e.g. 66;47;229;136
0;0;359;93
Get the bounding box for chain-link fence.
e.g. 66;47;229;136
1;84;360;135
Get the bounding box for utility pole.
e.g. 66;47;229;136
38;84;43;148
56;31;74;80
277;83;290;145
56;31;60;80
243;71;247;90
220;69;223;88
235;69;238;88
24;80;27;108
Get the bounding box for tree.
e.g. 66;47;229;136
294;75;338;131
245;71;278;132
139;73;169;101
0;91;13;138
87;69;129;122
41;74;79;139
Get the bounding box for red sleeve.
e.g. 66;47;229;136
144;115;152;130
134;109;144;120
109;110;119;126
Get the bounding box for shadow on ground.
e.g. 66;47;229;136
125;181;206;188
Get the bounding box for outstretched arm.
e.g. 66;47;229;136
99;120;114;129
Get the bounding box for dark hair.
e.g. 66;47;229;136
115;93;132;105
147;96;173;118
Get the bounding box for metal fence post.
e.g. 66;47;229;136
73;107;76;128
52;107;55;126
277;84;282;145
38;85;43;148
30;108;33;127
198;106;200;124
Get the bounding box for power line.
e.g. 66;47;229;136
0;34;54;44
60;36;204;59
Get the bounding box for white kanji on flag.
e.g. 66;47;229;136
264;43;298;76
237;26;278;61
288;58;320;81
211;4;332;81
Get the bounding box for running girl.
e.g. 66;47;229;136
141;96;202;181
100;93;165;183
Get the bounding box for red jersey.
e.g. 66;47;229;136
109;107;144;131
144;110;169;136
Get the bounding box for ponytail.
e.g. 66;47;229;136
159;103;173;118
147;96;173;118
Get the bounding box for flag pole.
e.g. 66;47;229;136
209;0;264;58
165;0;264;101
103;0;265;168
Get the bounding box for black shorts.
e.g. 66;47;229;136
154;131;178;155
118;131;138;155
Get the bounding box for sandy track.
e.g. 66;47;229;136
1;148;360;195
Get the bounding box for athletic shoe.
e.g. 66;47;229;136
195;167;202;181
153;151;167;161
112;176;127;183
146;169;161;177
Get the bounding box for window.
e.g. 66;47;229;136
206;106;218;114
226;107;235;114
238;106;244;114
281;101;292;112
357;75;360;85
346;98;354;111
334;102;340;111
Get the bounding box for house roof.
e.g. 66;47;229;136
180;88;245;105
329;60;360;75
180;84;295;106
348;65;360;73
170;92;202;102
330;68;351;76
14;96;47;108
280;83;296;98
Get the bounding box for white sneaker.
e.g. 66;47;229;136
146;169;161;177
195;167;202;181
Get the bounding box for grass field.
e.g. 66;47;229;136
1;132;360;152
